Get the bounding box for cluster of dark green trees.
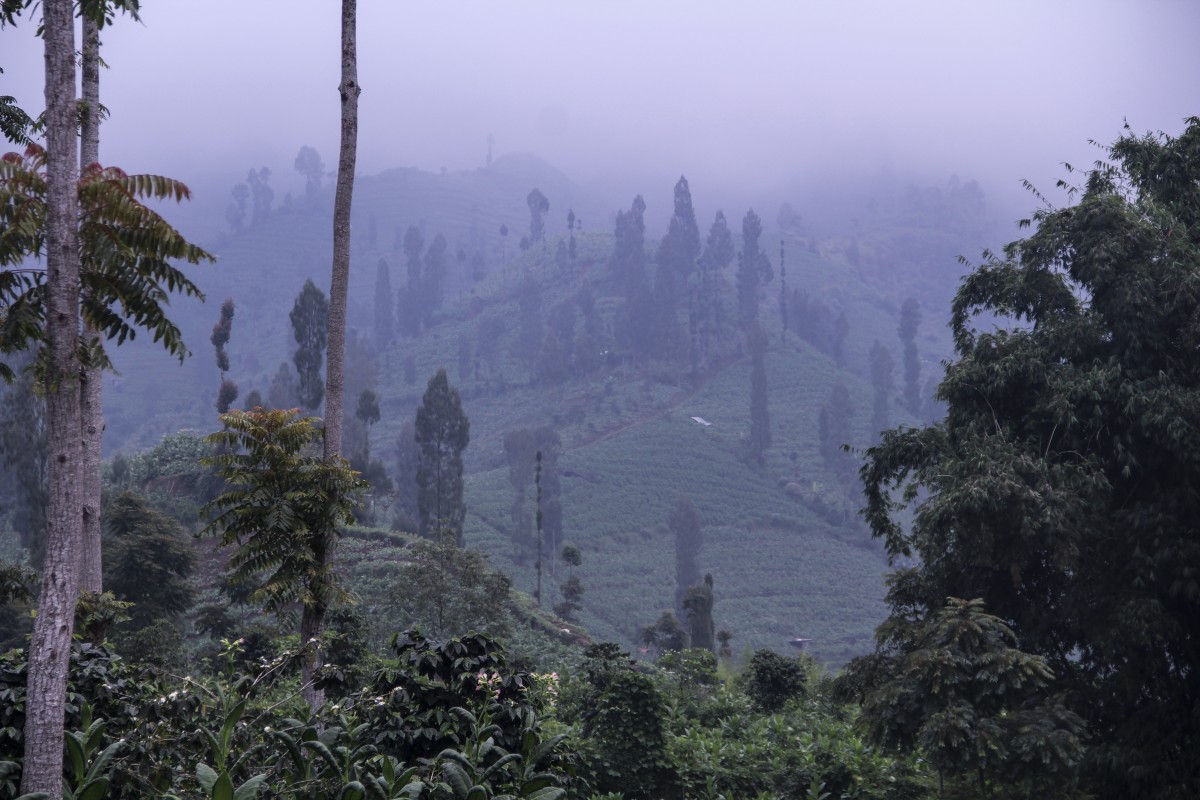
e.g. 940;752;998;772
837;119;1200;798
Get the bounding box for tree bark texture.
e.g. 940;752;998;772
23;0;84;795
307;0;359;712
79;11;104;595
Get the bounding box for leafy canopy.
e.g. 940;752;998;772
201;409;367;614
857;117;1200;797
0;145;212;380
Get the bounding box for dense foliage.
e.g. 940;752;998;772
853;118;1200;798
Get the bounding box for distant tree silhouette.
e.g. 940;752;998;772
527;187;550;244
374;258;394;350
898;297;922;412
683;574;716;651
870;339;895;439
294;145;325;198
748;324;771;463
737;209;773;329
670;495;702;618
415;369;470;543
290;279;329;411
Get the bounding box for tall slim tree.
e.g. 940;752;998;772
869;339;894;439
203;410;366;714
291;278;329;411
212;298;238;413
22;0;82;791
314;0;359;710
78;4;104;597
898;297;921;412
669;495;702;619
737;209;773;329
415;368;470;544
373;258;394;351
527;187;549;244
748;324;771;464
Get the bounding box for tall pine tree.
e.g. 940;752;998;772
415;369;470;543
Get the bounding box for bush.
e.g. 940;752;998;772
744;648;806;712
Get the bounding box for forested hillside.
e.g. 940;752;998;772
72;151;989;666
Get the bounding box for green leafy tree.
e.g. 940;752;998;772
392;527;512;639
289;278;329;411
858;119;1200;798
211;298;237;413
555;544;584;621
851;597;1084;799
415;368;470;543
744;648;805;712
201;409;367;707
580;666;676;799
103;491;195;630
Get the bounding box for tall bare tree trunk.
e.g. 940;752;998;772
79;11;104;595
305;0;359;712
23;0;84;794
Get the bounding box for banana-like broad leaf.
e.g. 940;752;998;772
75;777;109;800
441;761;470;799
212;771;234;800
196;763;219;794
337;781;366;800
232;773;267;800
524;788;565;800
479;752;521;784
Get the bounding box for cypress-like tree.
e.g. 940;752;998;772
737;209;773;329
869;339;895;439
669;495;702;618
290;279;329;411
415;369;470;543
898;297;921;412
374;258;394;350
683;574;716;652
748;324;771;464
527;187;550;244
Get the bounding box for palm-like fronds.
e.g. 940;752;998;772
0;144;213;377
201;409;368;614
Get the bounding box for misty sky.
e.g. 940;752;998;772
2;1;1199;226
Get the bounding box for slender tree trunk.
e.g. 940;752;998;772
79;11;104;595
307;0;359;712
23;0;84;794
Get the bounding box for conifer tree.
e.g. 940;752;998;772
669;495;702;618
374;258;394;350
737;209;773;329
290;278;329;411
683;574;715;652
527;187;549;244
869;339;894;439
898;297;921;412
415;369;470;543
748;324;771;464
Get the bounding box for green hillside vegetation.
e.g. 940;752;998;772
78;155;980;668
